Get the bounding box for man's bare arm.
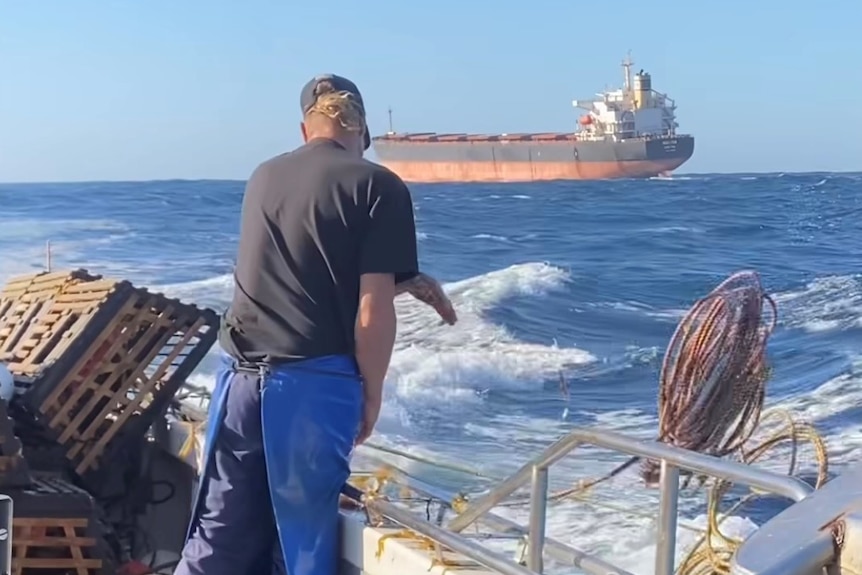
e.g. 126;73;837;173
354;273;397;444
355;273;397;402
396;272;458;325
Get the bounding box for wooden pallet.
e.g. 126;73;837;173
0;270;219;475
12;518;103;575
8;475;105;575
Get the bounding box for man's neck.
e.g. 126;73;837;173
306;134;351;150
306;136;343;148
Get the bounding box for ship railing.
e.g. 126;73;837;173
357;426;832;575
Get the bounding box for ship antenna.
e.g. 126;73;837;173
387;106;395;135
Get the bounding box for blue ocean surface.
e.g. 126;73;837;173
0;172;860;573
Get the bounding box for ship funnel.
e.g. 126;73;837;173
633;71;652;110
633;71;652;91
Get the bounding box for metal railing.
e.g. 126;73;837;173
354;464;634;575
446;427;813;575
358;426;818;575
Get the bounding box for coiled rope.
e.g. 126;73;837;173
647;270;777;484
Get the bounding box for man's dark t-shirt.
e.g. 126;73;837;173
219;138;419;363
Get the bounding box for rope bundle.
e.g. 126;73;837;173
641;270;777;484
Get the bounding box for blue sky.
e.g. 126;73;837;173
1;0;860;182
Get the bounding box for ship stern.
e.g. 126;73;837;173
643;135;695;174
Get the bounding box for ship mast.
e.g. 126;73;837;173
621;51;633;97
386;106;395;135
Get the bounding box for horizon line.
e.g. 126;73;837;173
1;168;860;186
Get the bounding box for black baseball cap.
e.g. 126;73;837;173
300;74;371;150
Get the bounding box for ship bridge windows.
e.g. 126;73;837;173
618;111;636;138
603;121;636;139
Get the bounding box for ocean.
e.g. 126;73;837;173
0;172;860;574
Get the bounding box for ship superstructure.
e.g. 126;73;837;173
573;55;680;142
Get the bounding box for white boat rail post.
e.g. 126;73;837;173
446;427;814;575
45;240;52;272
654;460;680;575
527;465;549;572
0;494;12;575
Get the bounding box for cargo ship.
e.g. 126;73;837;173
371;56;695;183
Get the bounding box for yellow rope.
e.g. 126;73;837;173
177;419;205;470
674;411;828;575
354;466;464;574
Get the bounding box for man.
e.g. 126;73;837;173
174;74;457;575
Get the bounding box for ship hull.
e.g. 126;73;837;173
371;135;695;183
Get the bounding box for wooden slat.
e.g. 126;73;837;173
12;558;102;569
13;537;96;547
77;316;207;472
13;518;88;528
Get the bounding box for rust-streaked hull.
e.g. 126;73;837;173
378;158;688;183
371;133;695;183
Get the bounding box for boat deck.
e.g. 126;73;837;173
156;414;861;575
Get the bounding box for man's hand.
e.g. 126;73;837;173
396;273;458;325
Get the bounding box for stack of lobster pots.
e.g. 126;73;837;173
0;269;218;575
